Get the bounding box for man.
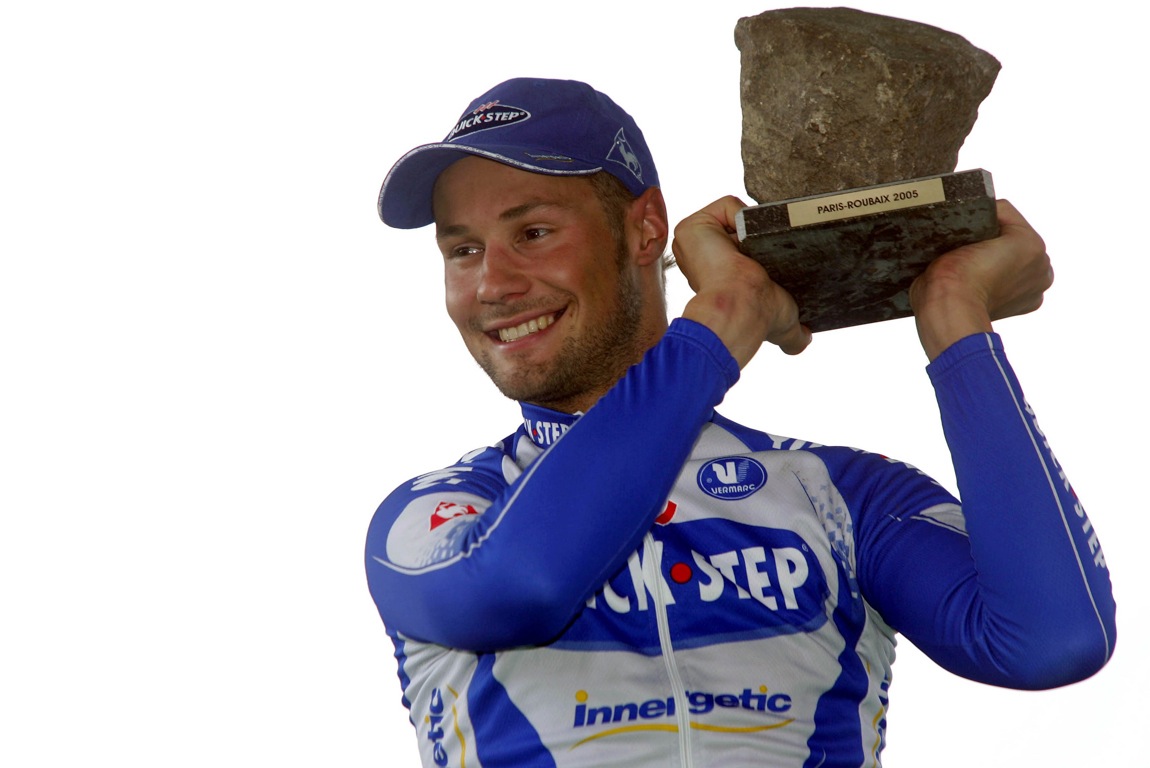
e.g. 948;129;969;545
366;77;1115;767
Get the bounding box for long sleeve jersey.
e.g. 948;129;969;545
364;319;1116;768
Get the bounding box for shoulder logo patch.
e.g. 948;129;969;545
697;457;767;500
429;500;480;531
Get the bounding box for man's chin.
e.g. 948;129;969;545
490;376;562;407
483;367;578;410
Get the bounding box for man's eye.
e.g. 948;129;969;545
450;245;482;258
522;227;549;242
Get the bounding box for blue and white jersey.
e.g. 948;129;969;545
365;319;1116;768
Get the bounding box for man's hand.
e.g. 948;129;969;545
909;200;1053;361
672;196;812;367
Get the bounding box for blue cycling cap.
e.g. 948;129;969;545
378;77;659;229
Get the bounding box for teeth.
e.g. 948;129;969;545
498;314;554;342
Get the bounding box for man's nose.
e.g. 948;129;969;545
476;244;530;303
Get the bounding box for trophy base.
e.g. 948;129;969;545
735;169;998;332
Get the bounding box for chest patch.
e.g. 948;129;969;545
697;457;767;500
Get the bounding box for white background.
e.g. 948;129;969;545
2;1;1143;765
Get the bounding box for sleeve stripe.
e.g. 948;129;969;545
984;335;1113;659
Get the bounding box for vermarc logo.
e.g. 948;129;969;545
697;457;767;500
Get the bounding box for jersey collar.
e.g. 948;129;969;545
519;402;581;449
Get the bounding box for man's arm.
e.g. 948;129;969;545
853;332;1116;687
673;196;1115;687
365;319;740;650
903;202;1114;686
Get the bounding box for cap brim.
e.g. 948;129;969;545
377;144;603;229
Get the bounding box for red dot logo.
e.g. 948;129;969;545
670;562;693;584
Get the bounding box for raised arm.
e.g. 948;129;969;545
366;318;741;651
858;203;1115;686
856;331;1117;687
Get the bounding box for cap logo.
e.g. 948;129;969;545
446;101;532;142
606;127;643;183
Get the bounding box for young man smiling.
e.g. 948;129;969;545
434;156;665;413
366;77;1115;768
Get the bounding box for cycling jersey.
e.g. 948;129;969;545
365;319;1116;768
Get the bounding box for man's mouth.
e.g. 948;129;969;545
496;313;557;342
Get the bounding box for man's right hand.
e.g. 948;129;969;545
672;195;812;367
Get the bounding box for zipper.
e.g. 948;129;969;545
643;533;694;768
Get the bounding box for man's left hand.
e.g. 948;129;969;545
909;200;1053;361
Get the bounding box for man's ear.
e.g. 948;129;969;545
628;187;669;267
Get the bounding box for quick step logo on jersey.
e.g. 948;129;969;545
691;544;809;610
562;522;828;651
698;457;767;500
570;686;794;746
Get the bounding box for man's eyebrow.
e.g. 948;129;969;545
435;224;469;240
435;200;572;240
498;200;568;221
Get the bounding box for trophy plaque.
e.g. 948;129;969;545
736;170;997;332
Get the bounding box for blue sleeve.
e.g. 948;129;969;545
856;333;1116;688
364;319;740;651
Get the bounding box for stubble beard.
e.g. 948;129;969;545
471;257;647;413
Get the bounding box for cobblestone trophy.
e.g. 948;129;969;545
734;8;1001;332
